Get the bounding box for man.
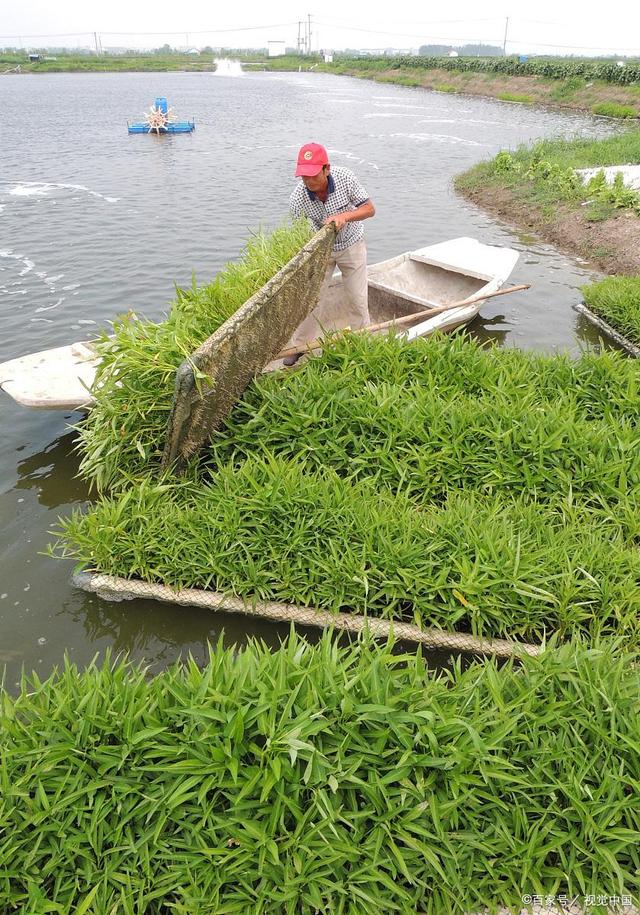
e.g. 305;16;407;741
284;142;375;365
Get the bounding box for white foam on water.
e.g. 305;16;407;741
29;317;54;324
5;182;120;202
364;112;420;119
238;143;298;151
35;298;63;313
9;185;49;197
329;149;379;170
19;258;35;276
390;132;483;146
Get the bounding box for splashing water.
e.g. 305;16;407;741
213;59;243;77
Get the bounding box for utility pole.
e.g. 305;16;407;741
297;21;302;54
502;16;509;56
307;14;312;54
94;32;101;56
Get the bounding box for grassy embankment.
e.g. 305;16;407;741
258;53;640;119
1;633;639;913
0;51;220;73
455;129;640;278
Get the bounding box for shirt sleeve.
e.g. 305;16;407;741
289;186;304;219
347;170;370;207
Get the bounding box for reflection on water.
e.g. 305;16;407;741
15;429;88;508
0;69;626;682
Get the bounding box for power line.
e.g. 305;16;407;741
0;23;298;41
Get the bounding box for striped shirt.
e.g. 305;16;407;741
289;166;370;252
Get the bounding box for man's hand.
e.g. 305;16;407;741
323;200;375;231
324;212;350;230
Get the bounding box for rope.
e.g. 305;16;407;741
73;571;542;659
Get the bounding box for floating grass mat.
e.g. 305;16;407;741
580;276;640;355
78;219;314;493
1;633;639;913
54;334;640;649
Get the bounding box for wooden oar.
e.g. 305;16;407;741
275;282;531;361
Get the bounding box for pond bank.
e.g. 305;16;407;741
334;64;640;119
454;131;640;276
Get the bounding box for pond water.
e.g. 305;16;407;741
0;69;618;684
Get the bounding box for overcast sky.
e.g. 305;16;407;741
3;0;640;56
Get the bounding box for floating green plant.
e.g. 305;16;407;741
52;455;640;644
52;334;640;645
1;633;639;913
582;275;640;345
77;219;313;492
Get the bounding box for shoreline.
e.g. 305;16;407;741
328;64;640;120
5;56;640;121
455;178;640;276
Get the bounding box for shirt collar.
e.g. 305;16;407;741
306;172;335;200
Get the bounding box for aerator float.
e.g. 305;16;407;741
127;97;195;134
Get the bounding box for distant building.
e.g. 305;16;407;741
28;53;41;62
268;41;286;58
323;51;333;63
448;50;459;58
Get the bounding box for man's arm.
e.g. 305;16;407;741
324;199;375;231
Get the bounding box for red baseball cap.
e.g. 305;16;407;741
295;142;329;177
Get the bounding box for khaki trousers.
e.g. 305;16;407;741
288;239;370;347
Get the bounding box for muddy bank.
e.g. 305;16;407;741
457;181;640;276
332;65;640;119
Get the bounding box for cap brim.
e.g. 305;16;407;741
295;163;325;177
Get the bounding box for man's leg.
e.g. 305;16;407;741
335;239;370;329
286;255;337;349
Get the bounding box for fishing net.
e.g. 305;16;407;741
161;225;335;472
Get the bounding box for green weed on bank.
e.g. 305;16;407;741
582;275;640;345
77;219;313;492
1;634;639;914
455;129;640;216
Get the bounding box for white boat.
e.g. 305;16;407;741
0;237;519;411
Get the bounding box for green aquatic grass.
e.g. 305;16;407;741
1;633;639;914
53;335;640;645
52;456;640;644
582;275;640;345
203;334;640;512
77;219;313;492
